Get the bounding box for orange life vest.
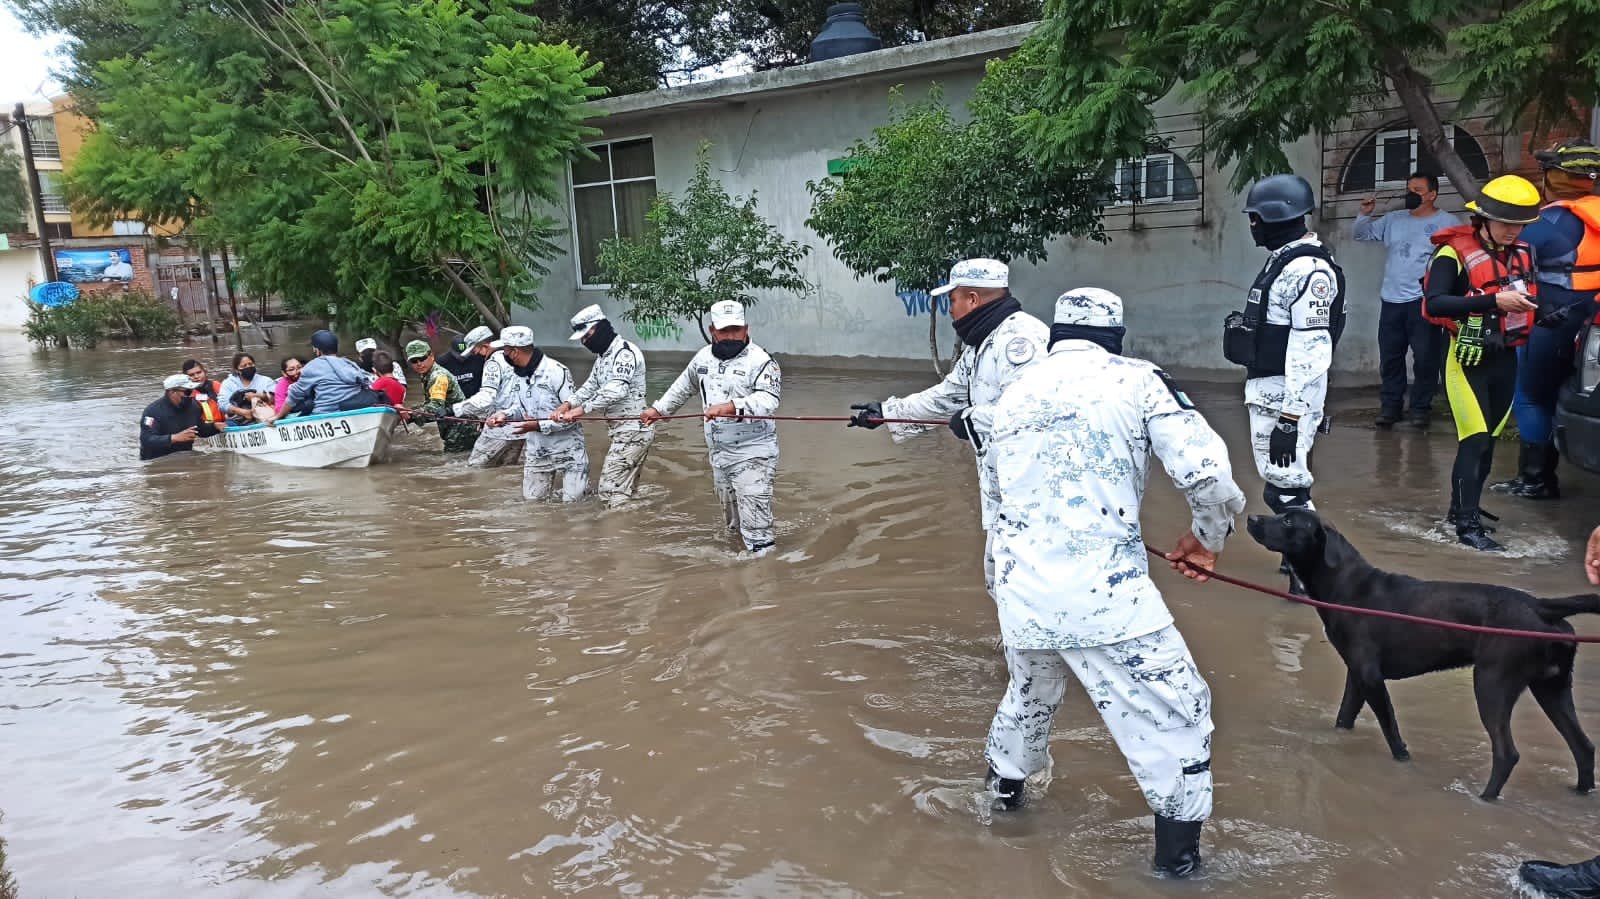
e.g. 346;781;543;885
1421;225;1537;347
1543;195;1600;293
193;379;224;424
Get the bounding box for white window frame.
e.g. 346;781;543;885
27;116;61;161
36;170;68;214
569;134;656;290
1112;152;1197;206
1366;125;1473;189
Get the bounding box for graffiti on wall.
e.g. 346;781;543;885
633;316;684;341
896;283;951;318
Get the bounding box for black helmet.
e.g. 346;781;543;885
1535;138;1600;180
1243;174;1316;223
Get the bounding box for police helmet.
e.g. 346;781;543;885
1243;174;1316;223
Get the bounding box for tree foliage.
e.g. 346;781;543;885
597;144;813;341
730;0;1041;71
0;143;26;231
14;0;603;338
1027;0;1600;200
806;45;1110;369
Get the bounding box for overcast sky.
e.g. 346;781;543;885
1;6;65;105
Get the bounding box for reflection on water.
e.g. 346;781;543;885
2;330;1599;897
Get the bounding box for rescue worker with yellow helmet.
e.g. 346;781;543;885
1420;174;1543;550
1494;140;1600;500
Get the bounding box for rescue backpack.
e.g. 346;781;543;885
1420;225;1536;347
1223;243;1347;378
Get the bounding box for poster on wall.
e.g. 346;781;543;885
54;248;135;284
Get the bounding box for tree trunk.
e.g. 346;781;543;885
697;313;709;344
218;247;244;351
1382;50;1483;200
436;255;506;331
198;245;221;343
927;306;945;376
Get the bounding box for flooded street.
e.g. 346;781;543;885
4;328;1600;898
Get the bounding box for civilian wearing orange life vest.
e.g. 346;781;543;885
1496;140;1600;501
181;358;225;426
1421;175;1543;551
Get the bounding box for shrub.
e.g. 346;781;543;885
23;290;182;348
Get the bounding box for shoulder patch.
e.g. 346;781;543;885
1155;369;1196;410
1005;337;1036;365
144;416;155;427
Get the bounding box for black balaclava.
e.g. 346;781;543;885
1048;323;1125;355
950;294;1023;348
511;348;543;378
1250;215;1308;251
582;320;618;356
711;338;748;361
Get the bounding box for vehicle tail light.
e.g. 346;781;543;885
1582;326;1600;394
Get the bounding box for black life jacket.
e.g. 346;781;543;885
1223;243;1347;378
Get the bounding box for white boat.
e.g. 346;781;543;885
216;407;400;469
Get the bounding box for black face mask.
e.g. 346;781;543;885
1250;215;1308;251
950;294;1023;348
239;366;257;381
511;348;543;378
711;338;748;361
1404;192;1424;211
581;320;617;356
1049;323;1125;355
359;349;375;371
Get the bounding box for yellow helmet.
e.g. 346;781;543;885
1466;175;1543;224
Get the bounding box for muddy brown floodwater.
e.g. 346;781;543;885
2;328;1600;898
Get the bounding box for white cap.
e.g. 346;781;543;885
490;325;535;349
163;373;193;391
568;304;606;340
1053;287;1124;328
355;337;377;353
930;258;1008;297
708;300;746;329
461;326;494;350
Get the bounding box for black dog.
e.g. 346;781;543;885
1247;508;1599;800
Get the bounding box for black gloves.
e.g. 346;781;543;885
1269;416;1299;468
848;402;884;429
949;409;971;442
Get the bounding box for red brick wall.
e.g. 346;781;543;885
1510;105;1594;179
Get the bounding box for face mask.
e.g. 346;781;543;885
510;348;543;378
239;366;257;381
711;338;748;361
581;320;618;356
1250;215;1307;251
1404;192;1424;211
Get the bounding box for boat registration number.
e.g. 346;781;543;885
280;420;354;442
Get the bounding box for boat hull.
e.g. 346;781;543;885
216;408;399;469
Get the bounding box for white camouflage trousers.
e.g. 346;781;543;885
1247;403;1320;502
711;450;778;552
985;625;1215;822
523;437;588;503
468;433;525;469
597;429;656;506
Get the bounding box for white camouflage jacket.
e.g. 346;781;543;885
453;350;519;439
503;354;584;462
571;337;649;435
883;309;1050;530
1244;234;1337;419
653;343;782;460
985;341;1246;649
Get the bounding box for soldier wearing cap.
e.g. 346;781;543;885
552;304;655;505
982;287;1245;879
477;326;588;501
1494;139;1600;500
846;257;1049;606
455;327;524;468
140;373;227;460
440;325;495;399
403;339;475;454
642;300;782;555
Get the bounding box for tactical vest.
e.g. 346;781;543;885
1223;243;1347;379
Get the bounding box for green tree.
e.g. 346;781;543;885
19;0;602;339
806;46;1110;372
0;143;26;231
1027;0;1600;200
597;143;813;342
730;0;1040;71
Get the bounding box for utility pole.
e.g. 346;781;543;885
12;103;57;282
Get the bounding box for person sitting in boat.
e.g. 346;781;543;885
280;330;387;416
218;352;277;425
140;374;225;461
370;351;407;405
356;337;405;382
273;356;305;415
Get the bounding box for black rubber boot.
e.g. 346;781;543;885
1511;442;1562;499
1374;409;1400;429
985;767;1024;811
1152;815;1204;879
1490;441;1540;494
1520;855;1600;898
1451;477;1505;551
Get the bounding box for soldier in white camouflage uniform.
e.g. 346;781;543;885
848;258;1049;603
455;333;525;468
554;304;655;506
983;287;1246;879
643;301;782;555
476;326;588;502
1231;174;1345;516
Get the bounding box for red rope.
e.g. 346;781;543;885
403;410;948;427
1143;544;1600;644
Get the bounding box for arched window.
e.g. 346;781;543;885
1339;123;1490;193
1114;150;1200;205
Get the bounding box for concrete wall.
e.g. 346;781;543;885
0;247;45;330
511;44;1404;380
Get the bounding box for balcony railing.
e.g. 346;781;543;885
39;194;69;214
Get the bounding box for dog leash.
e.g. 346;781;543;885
1143;544;1600;644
